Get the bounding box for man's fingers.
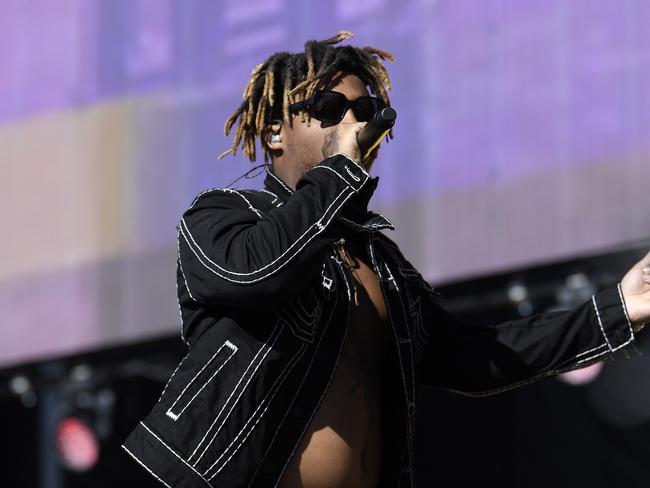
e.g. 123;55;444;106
352;121;367;136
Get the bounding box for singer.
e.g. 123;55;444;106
122;31;650;488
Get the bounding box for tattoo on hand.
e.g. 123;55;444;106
321;130;339;159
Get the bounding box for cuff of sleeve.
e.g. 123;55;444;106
591;282;635;354
310;153;370;192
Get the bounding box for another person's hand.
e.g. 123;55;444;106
620;249;650;332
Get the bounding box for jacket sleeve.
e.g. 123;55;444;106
418;282;638;396
177;154;370;307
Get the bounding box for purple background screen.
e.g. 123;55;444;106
2;0;649;368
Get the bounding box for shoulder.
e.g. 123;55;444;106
184;187;278;216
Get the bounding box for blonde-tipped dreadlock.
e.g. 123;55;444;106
218;31;395;163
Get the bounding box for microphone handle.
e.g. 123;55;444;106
357;107;397;161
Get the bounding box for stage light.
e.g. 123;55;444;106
507;282;528;302
556;272;595;307
8;374;37;408
53;363;116;473
553;272;603;385
558;362;604;386
55;415;100;472
517;301;533;317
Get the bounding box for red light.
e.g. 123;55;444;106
558;361;603;386
55;417;100;472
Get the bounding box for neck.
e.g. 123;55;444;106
271;159;306;191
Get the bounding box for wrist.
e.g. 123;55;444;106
619;289;647;333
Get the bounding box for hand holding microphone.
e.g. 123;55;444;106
324;106;396;171
356;107;397;165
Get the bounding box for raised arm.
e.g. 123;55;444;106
177;154;370;307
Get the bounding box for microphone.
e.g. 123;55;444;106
357;107;397;161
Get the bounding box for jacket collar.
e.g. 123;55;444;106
263;164;394;231
263;164;294;202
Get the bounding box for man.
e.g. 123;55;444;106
122;31;650;487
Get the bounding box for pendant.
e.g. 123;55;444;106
337;238;360;306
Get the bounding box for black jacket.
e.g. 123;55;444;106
121;154;637;488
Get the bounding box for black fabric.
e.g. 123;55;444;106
121;154;638;487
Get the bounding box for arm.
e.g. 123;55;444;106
178;154;370;307
418;282;638;396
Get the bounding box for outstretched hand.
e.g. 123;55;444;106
620;249;650;332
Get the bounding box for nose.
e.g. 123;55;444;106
341;107;358;123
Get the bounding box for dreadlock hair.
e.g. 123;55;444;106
218;31;395;163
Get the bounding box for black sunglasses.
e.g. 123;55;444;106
288;90;387;124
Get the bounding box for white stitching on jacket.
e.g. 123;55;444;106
326;152;370;179
311;164;356;187
158;351;190;402
573;343;608;358
277;295;321;341
260;189;279;204
592;294;613;352
180;186;349;277
338;216;394;231
179;153;373;286
616;282;635;336
166;341;238;421
387;265;416;474
175;228;191;344
179;185;355;283
277;311;315;342
139;422;213;486
373;240;416;479
560;343;608;364
189;321;284;464
368;238;415;472
224;188;264;218
345;165;361;182
121;444;173;488
446;313;636;398
253;294;341;484
384;262;400;292
265;165;294;194
187;186;226;210
332;255;352;304
178;231;199;303
204;341;308;479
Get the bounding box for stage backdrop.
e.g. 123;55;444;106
2;0;650;369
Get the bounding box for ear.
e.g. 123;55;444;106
263;119;284;153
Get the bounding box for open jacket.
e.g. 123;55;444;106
122;154;637;488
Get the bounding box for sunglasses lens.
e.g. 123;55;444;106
311;92;347;122
353;97;386;122
306;92;387;123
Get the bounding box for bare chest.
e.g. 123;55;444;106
277;243;392;488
